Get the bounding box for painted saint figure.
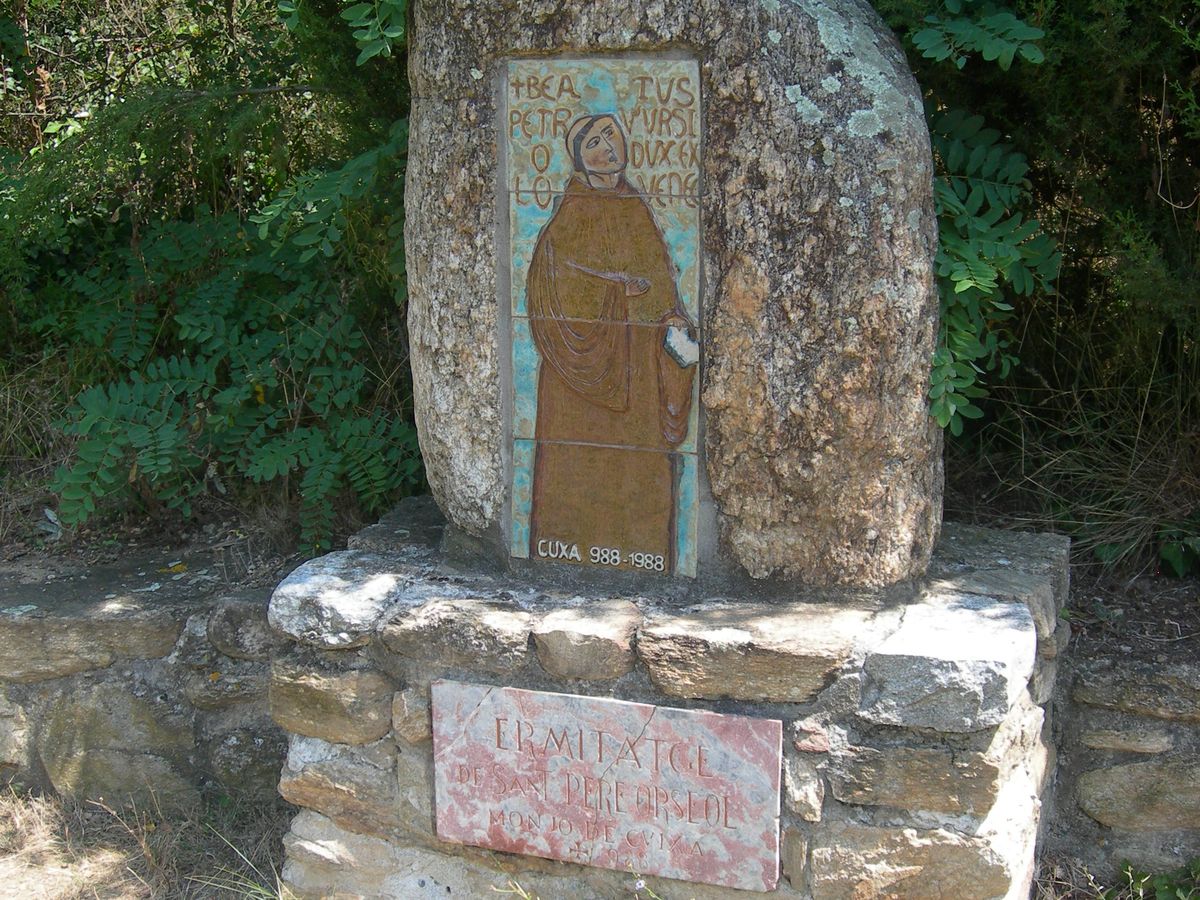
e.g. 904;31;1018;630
526;113;699;573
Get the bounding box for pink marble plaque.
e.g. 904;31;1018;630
431;680;783;891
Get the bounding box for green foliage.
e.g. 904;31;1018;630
883;1;1060;434
340;0;409;65
252;117;408;277
49;215;420;551
929;106;1060;433
1104;858;1200;900
1;0;417;552
1158;521;1200;578
880;0;1200;570
912;0;1045;70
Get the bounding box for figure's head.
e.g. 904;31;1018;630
566;114;627;176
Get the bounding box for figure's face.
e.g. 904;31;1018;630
579;117;626;175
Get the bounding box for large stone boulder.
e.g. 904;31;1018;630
406;0;941;586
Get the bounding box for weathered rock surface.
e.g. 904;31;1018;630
183;664;268;710
532;599;640;681
1074;662;1200;724
0;688;29;777
1080;729;1174;754
834;693;1043;817
282;810;590;900
859;590;1036;732
808;824;1011;900
830;746;998;816
270;665;395;745
207;724;288;799
35;682;196;806
268;551;418;649
1078;759;1200;830
279;736;407;840
0;601;182;682
929;524;1071;653
346;495;446;555
207;590;287;661
379;597;532;679
407;0;941;585
637;601;873;701
781;828;810;891
392;688;431;745
784;755;825;822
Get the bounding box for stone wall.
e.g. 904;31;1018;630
267;498;1069;899
0;551;287;806
1042;656;1200;878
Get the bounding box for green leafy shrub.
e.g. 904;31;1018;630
1;0;416;552
929;106;1059;433
881;0;1200;572
881;0;1061;435
1106;858;1200;900
49;214;420;551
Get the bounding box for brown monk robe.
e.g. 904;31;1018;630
527;155;695;573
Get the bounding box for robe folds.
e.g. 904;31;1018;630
526;173;696;572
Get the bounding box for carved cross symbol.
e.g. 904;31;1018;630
568;839;590;861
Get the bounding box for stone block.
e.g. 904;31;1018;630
859;590;1036;732
379;597;532;679
929;523;1071;653
270;664;395;745
1030;656;1058;706
268;550;419;649
347;494;446;554
809;824;1011;900
832;695;1042;816
282;810;590;900
1046;620;1072;660
781;828;810;891
1080;729;1173;754
532;599;640;681
207;591;287;661
183;665;268;711
392;688;431;745
792;720;833;754
784;755;824;822
829;746;995;816
407;0;942;587
206;723;287;800
1073;661;1200;724
35;682;196;806
1078;759;1200;829
170;612;218;670
279;735;408;840
0;688;29;776
637;601;873;702
0;601;182;683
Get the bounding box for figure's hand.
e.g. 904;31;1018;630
662;313;691;331
664;323;700;368
624;277;650;296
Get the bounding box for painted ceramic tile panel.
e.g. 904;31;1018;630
506;57;701;577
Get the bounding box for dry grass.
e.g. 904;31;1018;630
1036;854;1200;900
0;789;294;899
1036;855;1118;899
